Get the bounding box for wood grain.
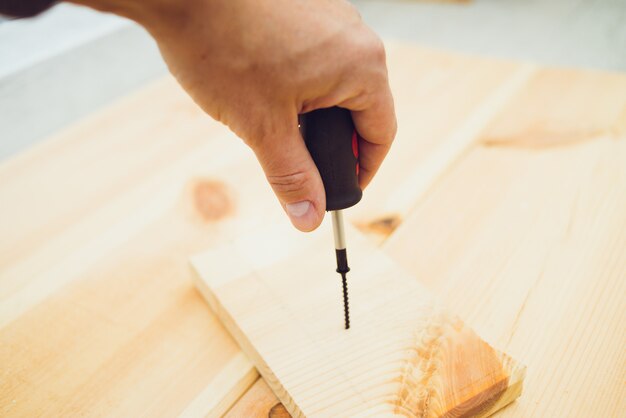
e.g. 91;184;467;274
0;43;527;417
224;45;533;418
385;67;626;417
224;52;626;418
224;378;289;418
0;78;272;417
351;45;528;243
1;40;623;417
191;221;525;417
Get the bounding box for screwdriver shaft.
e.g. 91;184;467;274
331;210;347;250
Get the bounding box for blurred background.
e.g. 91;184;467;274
1;0;625;161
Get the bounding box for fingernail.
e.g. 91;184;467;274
286;200;312;219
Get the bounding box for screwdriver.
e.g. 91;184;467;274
300;107;362;329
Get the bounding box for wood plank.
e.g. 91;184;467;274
179;353;258;418
1;42;529;417
384;68;626;417
0;160;259;416
0;78;233;328
5;39;621;417
220;59;626;418
191;221;525;418
0;77;276;417
351;45;529;243
226;45;532;418
224;378;290;418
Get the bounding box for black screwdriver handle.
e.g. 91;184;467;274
300;107;363;211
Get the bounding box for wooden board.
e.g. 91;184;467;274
384;67;626;418
0;43;526;417
0;78;264;418
222;46;536;417
1;40;624;418
223;59;626;418
351;45;531;243
224;378;290;418
191;221;525;417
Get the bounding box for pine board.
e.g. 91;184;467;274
1;39;624;418
224;60;626;418
224;378;290;418
0;78;269;417
223;46;535;417
191;221;525;417
1;42;525;417
351;45;529;242
384;67;626;417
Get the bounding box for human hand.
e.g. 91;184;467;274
74;0;397;231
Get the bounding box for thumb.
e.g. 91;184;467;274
249;119;326;232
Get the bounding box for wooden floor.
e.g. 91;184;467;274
1;42;625;417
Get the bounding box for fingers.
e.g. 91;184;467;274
248;115;326;232
349;83;397;189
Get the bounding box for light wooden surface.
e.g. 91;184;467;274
385;67;626;418
1;41;624;417
224;378;290;418
210;50;626;417
192;221;525;417
0;80;263;417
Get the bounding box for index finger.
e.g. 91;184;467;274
349;85;397;189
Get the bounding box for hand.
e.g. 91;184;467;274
73;0;397;231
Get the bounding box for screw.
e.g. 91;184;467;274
341;272;350;329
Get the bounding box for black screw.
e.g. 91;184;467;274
340;272;350;329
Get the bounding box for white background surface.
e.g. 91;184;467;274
1;0;625;161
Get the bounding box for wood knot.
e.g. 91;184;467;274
192;179;234;222
357;214;402;238
393;312;511;418
268;403;291;418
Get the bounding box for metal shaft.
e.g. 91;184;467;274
331;210;350;329
331;210;347;249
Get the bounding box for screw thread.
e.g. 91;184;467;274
341;273;350;329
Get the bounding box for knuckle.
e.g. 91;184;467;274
388;115;398;143
240;117;281;149
267;170;312;199
381;113;398;146
368;37;387;66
